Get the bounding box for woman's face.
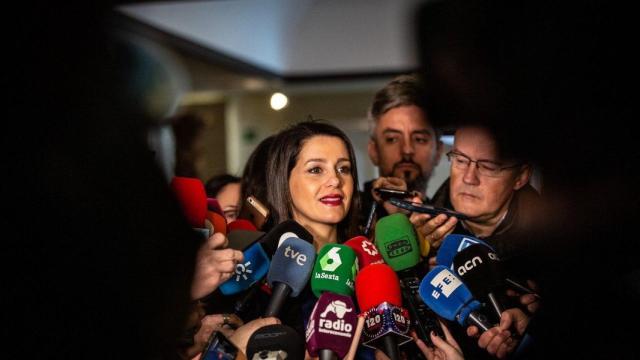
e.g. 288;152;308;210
216;182;241;223
288;135;354;229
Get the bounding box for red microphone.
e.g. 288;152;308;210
355;264;402;312
169;176;207;229
355;264;409;360
206;211;227;235
345;236;385;270
227;219;257;232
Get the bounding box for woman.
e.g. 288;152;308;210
205;174;241;223
267;120;361;248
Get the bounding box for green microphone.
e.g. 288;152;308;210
374;213;420;271
311;244;357;297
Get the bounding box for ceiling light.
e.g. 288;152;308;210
270;92;288;111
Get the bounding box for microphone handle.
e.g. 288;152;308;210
382;334;400;360
505;278;541;299
487;292;504;319
319;349;338;360
363;202;377;237
263;282;291;317
467;311;492;332
234;280;261;314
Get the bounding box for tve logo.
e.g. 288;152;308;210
284;245;308;266
320;247;342;272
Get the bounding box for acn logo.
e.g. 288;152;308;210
457;256;483;276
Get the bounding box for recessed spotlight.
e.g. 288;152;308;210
270;92;288;111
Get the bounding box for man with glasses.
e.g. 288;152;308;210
417;125;539;259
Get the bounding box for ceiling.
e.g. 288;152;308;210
117;0;426;85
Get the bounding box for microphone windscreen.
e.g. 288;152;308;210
452;244;504;296
418;265;477;324
375;213;420;271
305;293;357;358
170;176;207;228
206;198;224;216
355;264;402;312
246;324;305;360
227;229;265;251
227;219;257;232
259;220;313;257
436;234;495;268
311;244;357;297
219;242;271;295
345;236;384;269
361;302;412;349
205;210;227;235
267;237;316;297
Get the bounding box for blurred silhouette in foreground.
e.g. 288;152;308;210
415;0;638;358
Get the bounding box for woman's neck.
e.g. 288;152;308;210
294;218;338;251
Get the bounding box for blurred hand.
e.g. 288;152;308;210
506;279;541;314
410;212;458;250
412;321;464;360
371;177;419;215
467;308;530;359
191;232;244;299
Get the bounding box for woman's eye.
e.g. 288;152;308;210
338;165;352;174
308;167;322;174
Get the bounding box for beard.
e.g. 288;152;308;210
389;161;430;193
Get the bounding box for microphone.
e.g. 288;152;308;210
219;241;271;296
375;213;444;345
306;292;357;360
246;324;305;360
259;220;313;257
234;220;313;315
205;210;227;235
169;176;209;236
311;244;357;298
418;265;492;332
227;219;264;251
436;234;539;297
452;244;505;320
264;237;316;317
355;264;411;360
436;234;496;270
344;236;385;269
207;197;224;217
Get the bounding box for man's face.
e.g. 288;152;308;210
368;105;442;192
449;127;529;223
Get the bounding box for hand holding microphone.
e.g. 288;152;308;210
467;308;531;359
192;232;244;300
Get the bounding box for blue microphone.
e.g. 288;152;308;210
418;265;492;331
219;242;270;295
436;234;495;269
435;234;538;297
264;237;316;317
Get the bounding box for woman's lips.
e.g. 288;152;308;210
320;195;343;206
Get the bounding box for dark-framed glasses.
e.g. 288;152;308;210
446;151;520;177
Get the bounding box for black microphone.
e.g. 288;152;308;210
453;244;505;320
246;324;305;359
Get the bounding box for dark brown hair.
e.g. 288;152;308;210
266;120;361;241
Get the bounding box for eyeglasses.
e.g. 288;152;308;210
446;151;520;177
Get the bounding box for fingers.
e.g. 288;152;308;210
438;320;461;350
207;232;228;250
466;325;480;338
418;215;457;248
413;337;435;360
371;177;407;202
